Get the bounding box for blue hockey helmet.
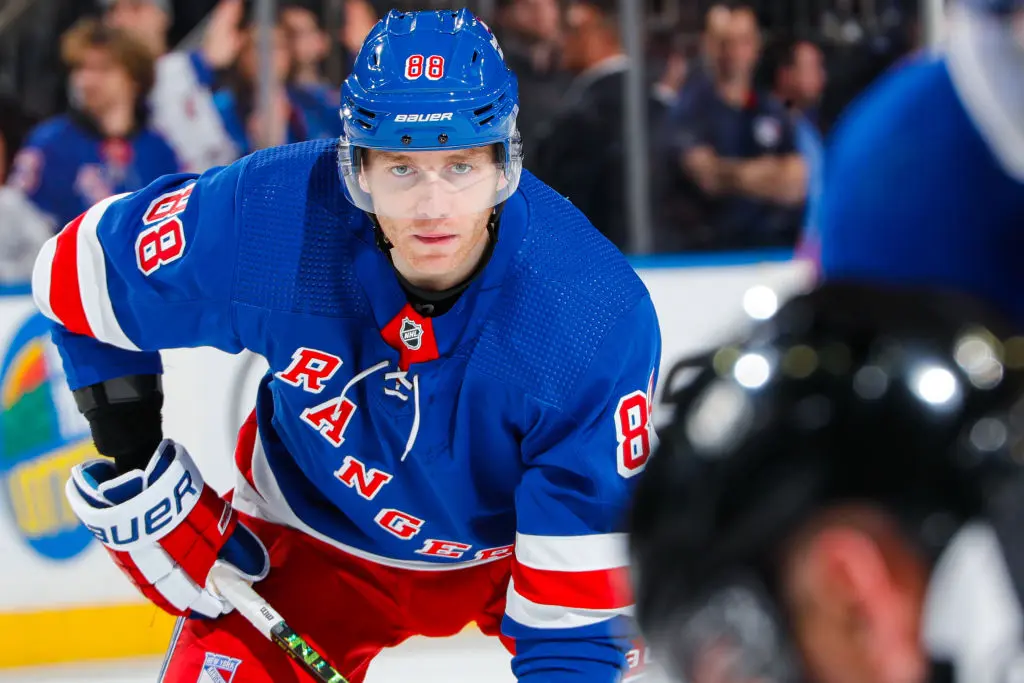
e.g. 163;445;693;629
338;9;523;218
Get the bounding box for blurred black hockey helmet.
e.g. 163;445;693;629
628;281;1024;683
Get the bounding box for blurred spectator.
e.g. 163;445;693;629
341;0;381;59
647;28;692;119
280;1;344;140
763;34;827;257
103;0;242;171
0;98;36;185
674;2;731;110
6;19;179;231
494;0;569;164
655;3;806;252
533;0;661;251
331;0;381;83
0;96;48;286
214;20;308;153
0;187;52;284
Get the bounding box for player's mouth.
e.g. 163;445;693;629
413;234;457;245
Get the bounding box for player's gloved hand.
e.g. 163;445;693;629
65;439;270;618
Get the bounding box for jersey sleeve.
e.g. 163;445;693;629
31;161;245;389
506;295;662;683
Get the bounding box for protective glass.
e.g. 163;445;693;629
339;139;520;219
649;575;802;683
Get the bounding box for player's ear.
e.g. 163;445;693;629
809;525;903;647
814;527;889;605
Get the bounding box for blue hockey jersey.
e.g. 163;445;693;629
9;112;181;231
817;6;1024;325
31;140;661;682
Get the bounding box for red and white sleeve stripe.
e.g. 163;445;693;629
506;532;634;630
32;193;139;351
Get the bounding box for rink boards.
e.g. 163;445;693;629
0;253;812;668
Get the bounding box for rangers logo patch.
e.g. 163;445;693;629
400;317;424;351
196;653;242;683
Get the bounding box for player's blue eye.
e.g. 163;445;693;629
450;163;472;175
390;165;413;177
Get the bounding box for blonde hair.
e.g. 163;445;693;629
61;18;156;97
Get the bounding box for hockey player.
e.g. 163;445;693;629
816;0;1024;324
32;9;660;683
629;281;1024;683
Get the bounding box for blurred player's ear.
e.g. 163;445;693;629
804;525;923;666
811;526;892;614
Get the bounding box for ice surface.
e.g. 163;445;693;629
0;632;515;682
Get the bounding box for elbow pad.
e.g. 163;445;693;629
73;375;164;474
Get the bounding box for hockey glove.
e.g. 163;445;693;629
65;439;270;619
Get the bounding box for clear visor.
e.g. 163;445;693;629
649;577;801;683
339;140;519;219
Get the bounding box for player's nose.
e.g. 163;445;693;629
413;182;453;220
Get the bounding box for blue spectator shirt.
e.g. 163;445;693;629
7;110;180;231
289;83;343;141
665;88;801;247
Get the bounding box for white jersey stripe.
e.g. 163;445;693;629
504;579;634;630
76;193;139;351
515;532;629;572
31;236;58;323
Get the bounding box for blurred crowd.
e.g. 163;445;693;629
0;0;921;281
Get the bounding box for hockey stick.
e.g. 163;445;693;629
209;565;349;683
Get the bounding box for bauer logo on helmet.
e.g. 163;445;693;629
394;113;454;123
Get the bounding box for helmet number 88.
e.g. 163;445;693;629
405;54;445;81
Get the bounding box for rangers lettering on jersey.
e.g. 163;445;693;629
276;348;344;394
334;456;393;501
375;509;424;540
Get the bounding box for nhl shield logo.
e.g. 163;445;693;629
196;653;242;683
400;317;424;351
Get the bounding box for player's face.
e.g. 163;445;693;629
361;147;502;289
71;47;137;115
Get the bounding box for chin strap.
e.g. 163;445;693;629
368;212;394;252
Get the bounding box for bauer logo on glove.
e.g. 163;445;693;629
69;452;202;547
65;439;270;619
